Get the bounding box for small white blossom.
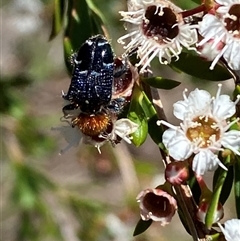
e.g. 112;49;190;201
158;84;240;175
52;118;139;154
218;219;240;241
118;0;198;73
198;0;240;70
108;118;139;144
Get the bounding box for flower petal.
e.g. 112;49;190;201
112;118;139;144
212;94;236;119
192;150;219;175
198;14;224;41
221;130;240;155
223;40;240;71
218;219;240;241
162;128;193;160
173;89;211;120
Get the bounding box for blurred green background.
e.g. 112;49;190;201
1;0;236;241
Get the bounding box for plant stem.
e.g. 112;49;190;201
142;81;207;240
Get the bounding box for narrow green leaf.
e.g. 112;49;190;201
234;156;240;218
213;165;234;205
139;91;165;146
170;52;232;81
139;90;157;119
207;233;221;241
141;76;180;89
128;85;148;147
188;0;201;4
130;85;165;146
90;11;105;34
233;84;240;101
147;114;165;146
205;155;230;229
49;0;65;40
65;0;92;49
187;170;201;204
86;0;107;27
133;219;152;236
128;110;148;147
63;37;74;74
177;208;190;235
63;0;93;73
63;0;108;74
172;0;199;8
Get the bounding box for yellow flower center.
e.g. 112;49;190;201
186;116;221;148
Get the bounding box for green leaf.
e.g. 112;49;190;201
63;37;74;73
234;156;240;218
187;170;201;204
141;76;180;89
177;208;190;235
188;0;201;4
63;0;90;73
86;0;107;34
233;84;240;101
63;0;107;73
128;85;165;146
147;114;165;147
139;91;165;146
205;155;230;229
213;165;234;205
128;110;148;147
138;90;157;119
128;86;148;147
172;0;199;8
170;52;232;81
49;0;65;40
133;219;152;236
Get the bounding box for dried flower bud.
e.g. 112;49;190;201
165;161;189;185
196;200;224;224
136;188;177;226
112;58;137;100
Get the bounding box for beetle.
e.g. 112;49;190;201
62;35;115;114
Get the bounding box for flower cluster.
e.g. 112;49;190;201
118;0;240;71
52;0;240;239
118;0;198;73
198;0;240;70
158;84;240;176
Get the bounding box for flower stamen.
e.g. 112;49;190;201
186;116;221;148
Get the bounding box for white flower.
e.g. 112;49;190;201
107;118;139;144
198;1;240;70
118;0;198;73
218;219;240;241
158;84;240;175
52;118;139;154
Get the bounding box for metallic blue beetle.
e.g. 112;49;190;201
62;35;114;114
